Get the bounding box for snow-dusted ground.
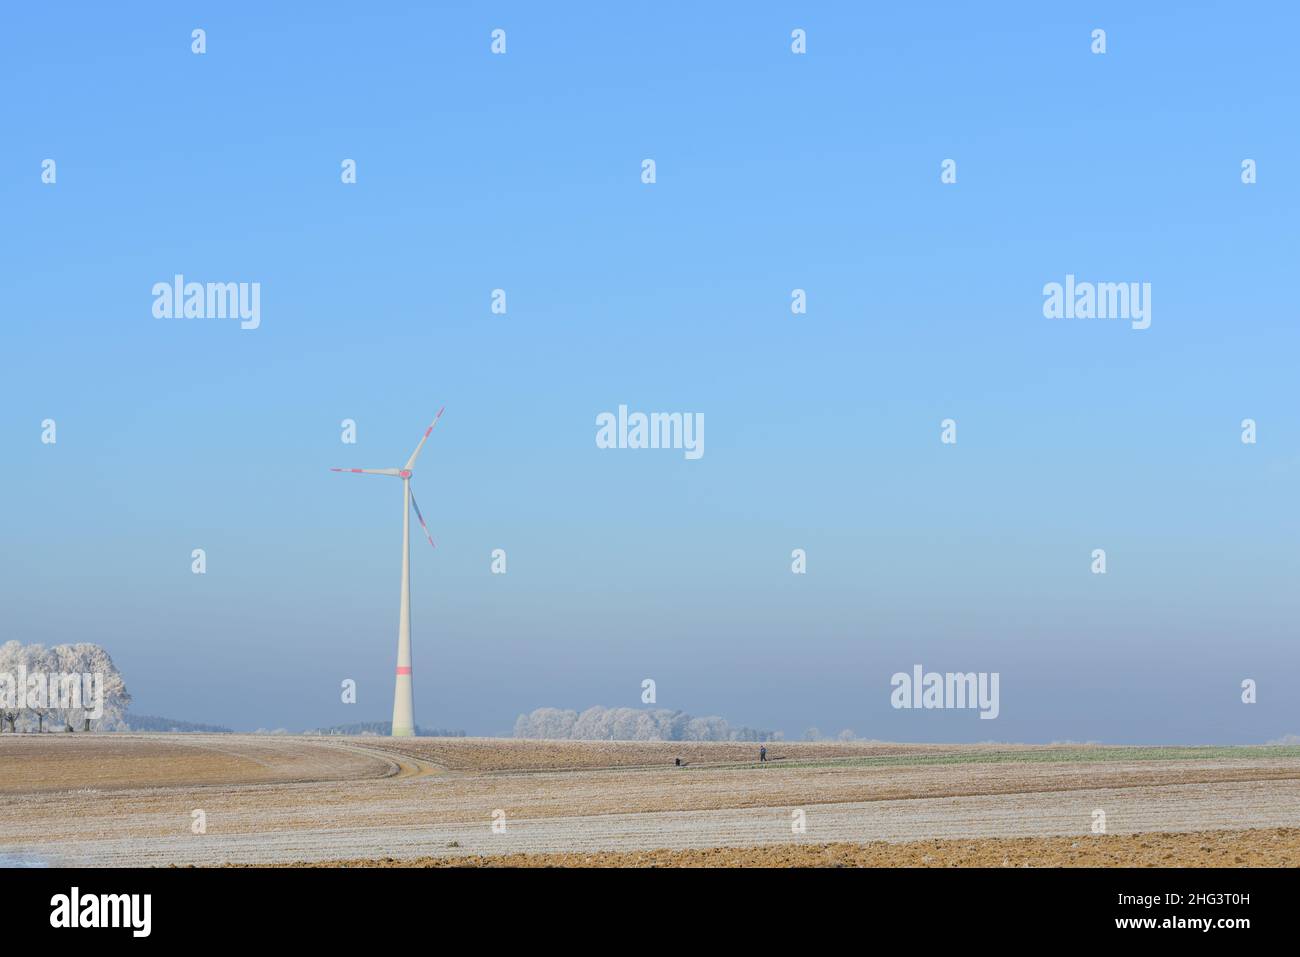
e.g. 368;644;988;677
3;736;1297;866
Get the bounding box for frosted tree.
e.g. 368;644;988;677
685;715;729;741
51;643;86;730
0;641;21;732
21;644;54;732
54;643;130;730
512;705;773;742
514;707;578;739
0;641;129;732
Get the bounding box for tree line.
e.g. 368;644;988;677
513;706;781;742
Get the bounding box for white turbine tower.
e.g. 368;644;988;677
331;408;444;737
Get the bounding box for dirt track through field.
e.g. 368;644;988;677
2;735;1298;866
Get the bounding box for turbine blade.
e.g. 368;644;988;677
404;407;445;470
329;468;401;476
409;487;436;548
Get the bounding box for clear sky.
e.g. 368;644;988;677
2;2;1296;742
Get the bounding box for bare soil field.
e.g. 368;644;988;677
289;827;1300;868
0;734;393;793
354;737;1047;772
1;735;1297;867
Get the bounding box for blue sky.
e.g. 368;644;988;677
1;2;1296;742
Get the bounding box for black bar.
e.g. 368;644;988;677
4;866;1281;942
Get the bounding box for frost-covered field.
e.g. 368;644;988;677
2;735;1297;867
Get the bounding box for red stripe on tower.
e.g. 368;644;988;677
396;666;411;675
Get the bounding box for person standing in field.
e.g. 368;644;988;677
759;745;767;763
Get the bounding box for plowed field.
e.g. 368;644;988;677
2;735;1296;867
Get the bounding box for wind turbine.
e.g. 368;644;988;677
331;408;444;737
